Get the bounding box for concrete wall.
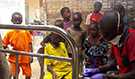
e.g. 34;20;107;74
41;0;114;24
26;0;40;24
43;0;92;24
26;0;135;24
26;0;113;24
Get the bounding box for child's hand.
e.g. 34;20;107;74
52;72;57;79
30;56;33;63
105;74;120;79
83;68;100;77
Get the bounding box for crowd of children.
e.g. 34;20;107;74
0;1;135;79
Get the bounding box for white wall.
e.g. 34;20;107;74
0;0;25;38
0;0;25;24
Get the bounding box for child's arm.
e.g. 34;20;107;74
99;47;117;72
37;47;44;79
47;65;57;79
2;32;10;49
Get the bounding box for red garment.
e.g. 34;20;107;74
112;29;135;74
112;45;128;74
90;12;103;23
88;11;103;46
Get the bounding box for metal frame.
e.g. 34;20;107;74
0;24;79;79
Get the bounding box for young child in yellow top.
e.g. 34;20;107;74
38;19;72;79
44;41;72;79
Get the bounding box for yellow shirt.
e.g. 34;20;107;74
44;42;72;79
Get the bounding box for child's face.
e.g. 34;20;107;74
62;9;71;19
94;2;102;12
88;23;99;37
73;14;82;27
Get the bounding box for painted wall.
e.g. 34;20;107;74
26;0;41;24
0;0;25;24
0;0;25;38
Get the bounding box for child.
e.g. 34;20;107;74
43;34;72;79
38;19;72;79
86;1;103;27
60;7;72;30
66;12;85;74
83;12;113;78
67;12;85;50
2;12;32;79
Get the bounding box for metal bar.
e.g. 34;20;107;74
16;54;19;79
0;49;72;62
0;24;79;79
0;24;66;33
